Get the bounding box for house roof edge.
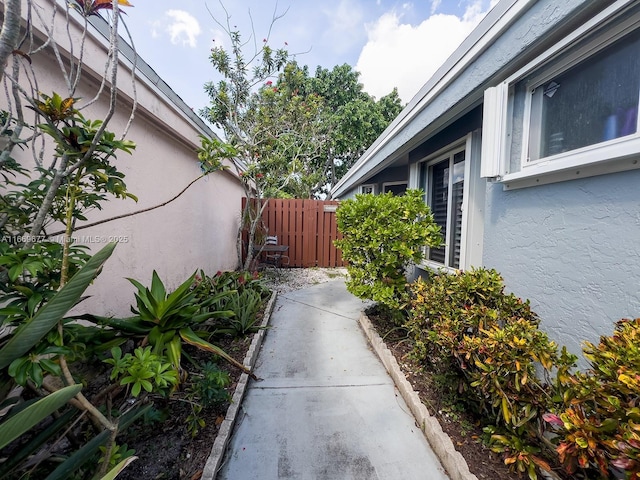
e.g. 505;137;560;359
331;0;533;198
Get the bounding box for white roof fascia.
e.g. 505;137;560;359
331;0;535;198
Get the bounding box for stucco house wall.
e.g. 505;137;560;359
2;1;243;316
484;168;640;361
479;0;640;358
332;0;640;363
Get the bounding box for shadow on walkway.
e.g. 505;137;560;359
216;279;449;480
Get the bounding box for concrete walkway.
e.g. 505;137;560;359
216;278;450;480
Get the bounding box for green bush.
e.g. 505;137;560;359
335;189;441;319
407;268;576;479
406;267;539;364
185;361;232;438
544;318;640;479
190;361;231;407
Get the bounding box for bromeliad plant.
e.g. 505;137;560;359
199;270;271;337
101;270;255;378
214;288;265;337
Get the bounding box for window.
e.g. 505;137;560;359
360;184;375;194
481;2;640;188
382;182;407;195
526;27;640;163
420;146;466;269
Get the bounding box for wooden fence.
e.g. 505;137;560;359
242;198;345;268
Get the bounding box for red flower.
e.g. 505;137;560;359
266;80;273;86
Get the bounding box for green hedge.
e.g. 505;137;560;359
335;189;441;320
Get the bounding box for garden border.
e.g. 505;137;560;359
359;312;478;480
201;290;278;480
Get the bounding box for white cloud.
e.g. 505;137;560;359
356;2;491;102
321;0;365;55
165;10;201;48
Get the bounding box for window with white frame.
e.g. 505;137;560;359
526;26;640;163
382;181;407;195
419;145;466;269
481;2;640;187
360;184;375;194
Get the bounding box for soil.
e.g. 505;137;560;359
117;269;521;480
116;335;252;480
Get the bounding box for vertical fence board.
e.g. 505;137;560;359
293;199;304;267
316;202;323;267
323;208;330;266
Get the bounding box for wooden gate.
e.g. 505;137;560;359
242;198;345;268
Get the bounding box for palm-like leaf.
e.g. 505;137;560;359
0;384;82;449
179;327;256;379
99;456;138;480
150;270;166;303
165;335;182;372
0;243;117;369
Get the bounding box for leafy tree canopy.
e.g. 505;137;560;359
203;44;404;199
200;23;404;267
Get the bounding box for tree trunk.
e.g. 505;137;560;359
0;0;21;84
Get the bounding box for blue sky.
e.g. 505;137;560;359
122;0;498;114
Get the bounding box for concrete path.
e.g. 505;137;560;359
216;278;449;480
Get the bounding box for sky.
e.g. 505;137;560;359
120;0;499;116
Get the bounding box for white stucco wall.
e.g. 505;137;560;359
2;2;243;316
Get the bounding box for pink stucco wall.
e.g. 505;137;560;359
2;1;243;316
